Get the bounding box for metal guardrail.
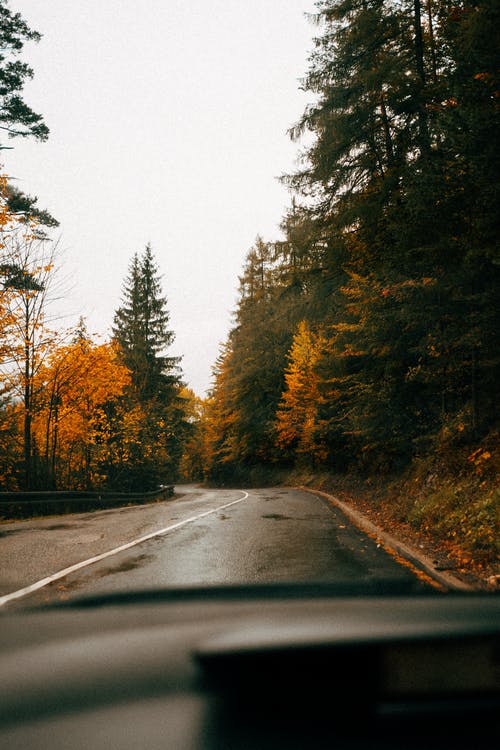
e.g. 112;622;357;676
0;485;174;519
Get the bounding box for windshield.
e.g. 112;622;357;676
0;0;497;610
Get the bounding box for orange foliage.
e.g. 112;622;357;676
275;321;328;463
178;388;210;481
31;337;131;487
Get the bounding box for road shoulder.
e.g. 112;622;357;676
298;486;478;591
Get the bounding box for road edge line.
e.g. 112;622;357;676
298;486;475;592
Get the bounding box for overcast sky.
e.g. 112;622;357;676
4;0;317;395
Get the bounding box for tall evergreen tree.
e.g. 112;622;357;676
110;245;185;490
112;244;180;401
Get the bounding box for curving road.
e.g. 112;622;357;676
0;486;429;608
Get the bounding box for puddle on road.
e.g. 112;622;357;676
261;513;294;521
94;553;153;578
260;492;287;501
45;523;81;531
0;528;28;538
0;522;81;537
41;553;155;601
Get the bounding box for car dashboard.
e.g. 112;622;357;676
0;584;499;749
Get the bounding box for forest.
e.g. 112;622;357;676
0;217;192;491
0;1;498;563
182;0;499;563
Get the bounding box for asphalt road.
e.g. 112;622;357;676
0;486;427;607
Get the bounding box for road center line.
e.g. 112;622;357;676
0;491;250;607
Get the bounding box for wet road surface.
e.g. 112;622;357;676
1;486;425;607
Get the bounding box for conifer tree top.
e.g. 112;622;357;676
112;245;181;401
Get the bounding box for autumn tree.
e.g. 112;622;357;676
275;321;327;464
0;174;19;362
0;173;26;486
0;218;61;488
202;341;241;483
0;0;57;487
178;387;208;482
31;326;131;489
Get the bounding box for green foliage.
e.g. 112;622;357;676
5;185;58;230
0;0;49;144
113;245;180;402
409;481;498;557
0;4;57;232
204;0;499;485
110;245;186;488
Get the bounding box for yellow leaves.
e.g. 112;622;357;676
467;448;493;476
275;321;327;461
0;177;15;233
340;345;364;358
30;336;132;482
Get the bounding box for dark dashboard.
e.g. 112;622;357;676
0;584;499;749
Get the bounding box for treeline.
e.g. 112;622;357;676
188;0;499;483
0;2;191;491
0;223;191;490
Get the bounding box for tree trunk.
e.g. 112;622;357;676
23;333;32;489
413;0;430;153
50;400;59;490
426;0;438;83
379;92;395;166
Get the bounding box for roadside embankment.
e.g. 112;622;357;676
290;467;499;591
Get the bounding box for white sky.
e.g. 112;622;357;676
3;0;317;395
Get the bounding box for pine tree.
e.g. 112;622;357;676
113;244;180;402
0;2;57;228
0;0;49;145
110;245;185;490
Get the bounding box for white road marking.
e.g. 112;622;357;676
0;491;250;607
